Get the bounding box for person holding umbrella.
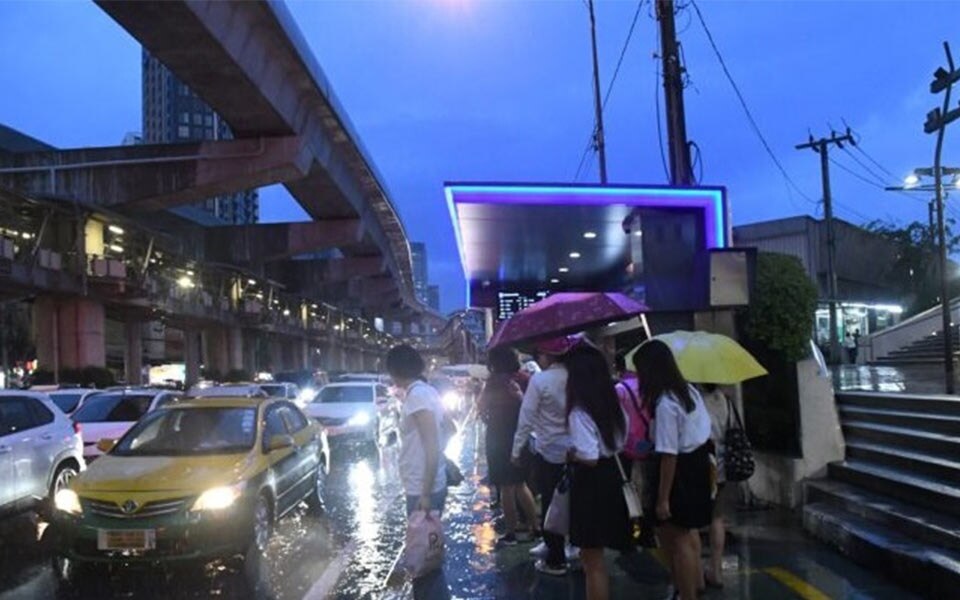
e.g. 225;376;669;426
633;340;714;600
511;335;580;576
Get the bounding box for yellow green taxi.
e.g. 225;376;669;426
50;396;328;565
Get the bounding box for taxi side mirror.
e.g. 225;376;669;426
96;438;117;453
267;434;295;452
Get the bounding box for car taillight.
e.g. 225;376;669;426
73;422;82;435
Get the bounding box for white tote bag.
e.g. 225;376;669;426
543;468;571;536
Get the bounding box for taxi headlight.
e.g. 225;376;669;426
55;489;82;515
442;391;461;411
191;483;245;512
347;412;371;427
298;387;316;404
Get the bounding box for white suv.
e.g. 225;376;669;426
0;391;84;518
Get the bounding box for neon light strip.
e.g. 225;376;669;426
445;184;728;308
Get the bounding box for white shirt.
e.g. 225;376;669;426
654;386;712;455
399;381;447;495
512;364;569;464
569;407;628;461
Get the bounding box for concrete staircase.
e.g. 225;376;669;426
873;332;960;365
803;391;960;598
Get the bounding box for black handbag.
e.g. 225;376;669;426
723;397;755;482
444;458;464;487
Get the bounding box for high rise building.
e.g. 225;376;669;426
426;285;441;312
141;51;258;225
410;242;428;304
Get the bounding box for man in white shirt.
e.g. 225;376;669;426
511;335;579;576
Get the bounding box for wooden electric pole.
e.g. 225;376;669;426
656;0;693;185
796;129;855;365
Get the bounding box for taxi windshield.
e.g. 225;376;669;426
113;407;257;456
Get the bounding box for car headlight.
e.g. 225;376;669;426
191;483;245;512
298;387;316;404
347;412;371;427
442;391;461;411
55;489;82;515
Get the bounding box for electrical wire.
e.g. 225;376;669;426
840;146;898;189
602;0;645;110
689;0;817;205
573;0;644;182
828;156;888;191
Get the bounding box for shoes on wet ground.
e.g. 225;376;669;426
496;533;518;547
534;560;568;576
529;541;548;557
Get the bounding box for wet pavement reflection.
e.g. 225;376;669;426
0;416;927;599
833;364;960;395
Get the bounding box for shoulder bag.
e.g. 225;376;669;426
723;396;755;482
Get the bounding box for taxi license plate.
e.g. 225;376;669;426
97;529;156;551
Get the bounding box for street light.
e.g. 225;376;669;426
905;173;920;187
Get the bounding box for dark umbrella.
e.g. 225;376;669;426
488;292;647;349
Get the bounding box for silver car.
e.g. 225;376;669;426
0;391;84;517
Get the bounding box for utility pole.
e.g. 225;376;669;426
587;0;607;184
925;41;960;393
656;0;693;185
796;128;855;365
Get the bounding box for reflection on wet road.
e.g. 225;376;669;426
0;416;927;600
0;436;412;600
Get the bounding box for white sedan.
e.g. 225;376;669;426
70;389;179;462
303;382;399;447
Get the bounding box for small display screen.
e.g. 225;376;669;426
497;291;549;321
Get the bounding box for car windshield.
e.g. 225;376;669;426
314;386;372;404
50;392;84;413
113;407;257;456
72;393;153;423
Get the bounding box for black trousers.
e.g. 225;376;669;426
534;454;567;567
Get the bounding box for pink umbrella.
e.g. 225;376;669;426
488;292;647;349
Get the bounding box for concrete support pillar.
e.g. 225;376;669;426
203;327;229;377
299;339;309;371
269;338;284;373
124;321;144;386
227;327;244;373
184;328;201;388
33;297;106;374
242;330;257;375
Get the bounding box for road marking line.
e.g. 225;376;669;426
764;567;832;600
302;539;359;600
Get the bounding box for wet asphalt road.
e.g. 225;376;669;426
0;435;413;600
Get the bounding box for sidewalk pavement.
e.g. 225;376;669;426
384;421;917;600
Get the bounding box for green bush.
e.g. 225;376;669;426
742;252;819;362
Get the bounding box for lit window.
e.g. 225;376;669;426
179;112;189;124
178;125;189;138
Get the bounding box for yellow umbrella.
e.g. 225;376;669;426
626;330;768;384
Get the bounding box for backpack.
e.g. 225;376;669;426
617;381;654;461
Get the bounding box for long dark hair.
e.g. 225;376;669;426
632;339;695;413
562;344;625;451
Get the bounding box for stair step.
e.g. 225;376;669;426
837;392;960;416
828;460;960;518
803;502;960;599
841;421;960;461
839;405;960;434
806;479;960;552
846;441;960;485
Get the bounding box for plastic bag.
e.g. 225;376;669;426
402;510;445;579
543;468;571;536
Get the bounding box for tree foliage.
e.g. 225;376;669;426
743;253;818;362
864;218;960;316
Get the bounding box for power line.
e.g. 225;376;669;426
840;145;897;188
573;0;644;182
602;0;645;110
841;119;904;182
689;0;817;205
828;156;888;190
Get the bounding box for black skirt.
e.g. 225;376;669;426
569;457;631;550
486;430;526;485
649;442;715;530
